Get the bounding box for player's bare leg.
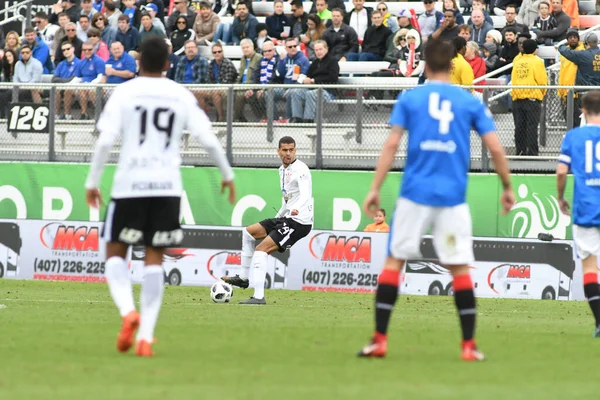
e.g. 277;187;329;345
222;223;267;289
447;264;484;361
135;246;167;357
238;234;278;305
105;241;139;353
580;255;600;337
357;256;404;358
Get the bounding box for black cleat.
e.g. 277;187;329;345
221;275;249;289
239;297;267;305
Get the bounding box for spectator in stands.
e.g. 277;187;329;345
494;26;519;72
396;10;419;38
167;0;198;35
35;11;60;51
102;40;136;83
204;42;237;121
140;3;167;34
397;29;423;77
23;27;53;74
175;39;208;83
380;28;408;74
53;41;81;120
194;1;220;45
535;0;570;43
511;39;547;156
482;42;498;71
138;0;166;24
322;8;359;62
166;39;179;80
116;15;140;54
104;0;122;28
1;49;17;82
301;14;326;61
376;3;399;33
4;31;21;53
140;12;167;42
445;0;465;24
288;40;338;124
558;30;584;126
247;40;281;121
13;45;43;103
212;0;229;17
289;0;309;39
50;0;80;24
430;9;460;41
558;32;600;126
86;28;109;60
76;40;105;118
315;0;333;28
469;10;492;46
170;16;196;55
517;0;540;27
346;11;391;61
470;0;494;26
233;38;263;121
55;22;84;63
345;0;373;42
80;0;98;20
458;24;472;41
364;208;389;232
465;41;486;90
418;0;443;42
213;8;236;45
451;36;474;87
501;5;530;39
256;24;274;52
267;37;310;120
309;0;345;16
92;13;116;47
53;13;72;57
232;2;258;44
77;15;91;42
531;2;556;45
121;0;141;30
266;0;290;41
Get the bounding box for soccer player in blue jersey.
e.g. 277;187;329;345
557;90;600;337
357;39;514;361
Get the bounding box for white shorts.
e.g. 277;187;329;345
388;197;474;265
573;225;600;259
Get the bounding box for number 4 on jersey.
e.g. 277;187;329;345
428;93;454;134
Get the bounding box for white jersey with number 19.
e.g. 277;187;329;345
85;76;234;199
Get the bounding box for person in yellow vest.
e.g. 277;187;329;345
450;36;475;90
558;30;585;127
511;39;548;156
364;208;390;232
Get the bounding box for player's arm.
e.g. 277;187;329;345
290;169;312;215
556;134;571;215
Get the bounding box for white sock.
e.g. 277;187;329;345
240;228;256;280
105;256;136;317
137;266;165;342
252;251;268;300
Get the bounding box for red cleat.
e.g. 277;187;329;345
116;310;140;353
135;340;155;357
357;334;388;358
461;340;485;361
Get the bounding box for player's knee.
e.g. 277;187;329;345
255;237;278;254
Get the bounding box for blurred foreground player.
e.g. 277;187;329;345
557;90;600;337
85;37;236;356
358;39;514;361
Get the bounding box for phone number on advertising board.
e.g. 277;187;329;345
302;270;378;287
33;258;106;274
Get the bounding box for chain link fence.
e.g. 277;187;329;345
0;82;586;171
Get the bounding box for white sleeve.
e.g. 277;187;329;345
218;0;229;16
186;95;235;182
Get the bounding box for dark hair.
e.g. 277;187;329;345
505;4;518;12
92;12;109;27
20;44;32;51
24;27;35;35
57;12;69;19
140;12;152;19
452;35;467;53
331;7;344;15
118;14;130;22
291;0;303;8
424;39;453;73
104;0;117;11
2;48;18;82
139;36;169;73
518;32;532;40
87;27;100;37
378;208;386;216
504;26;517;35
583;91;600;116
199;0;211;8
79;14;90;21
34;11;48;20
458;23;472;33
278;136;296;148
443;8;457;15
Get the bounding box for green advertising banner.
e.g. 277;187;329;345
0;163;573;239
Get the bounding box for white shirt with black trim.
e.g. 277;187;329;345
277;159;313;226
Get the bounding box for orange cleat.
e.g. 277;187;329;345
461;340;485;361
357;334;388;358
116;311;140;353
135;340;155;357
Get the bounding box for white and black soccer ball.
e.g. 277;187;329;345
210;281;233;303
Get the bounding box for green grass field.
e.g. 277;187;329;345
0;280;598;400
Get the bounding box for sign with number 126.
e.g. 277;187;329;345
8;103;50;133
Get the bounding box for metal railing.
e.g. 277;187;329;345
0;0;34;32
0;82;586;172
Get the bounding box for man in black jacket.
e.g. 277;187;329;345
322;8;359;61
536;0;571;44
287;40;339;123
289;0;309;39
346;11;391;61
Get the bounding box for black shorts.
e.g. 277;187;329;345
259;217;312;253
102;197;183;248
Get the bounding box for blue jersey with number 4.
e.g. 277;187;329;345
389;82;496;207
559;125;600;227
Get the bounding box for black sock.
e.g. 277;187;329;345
454;289;476;341
375;284;398;335
584;283;600;326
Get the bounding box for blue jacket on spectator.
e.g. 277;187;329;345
105;52;136;84
174;55;209;84
101;26;118;47
54;57;81;78
115;26;140;53
77;54;106;82
232;14;259;45
28;38;52;74
276;51;309;84
558;44;600;88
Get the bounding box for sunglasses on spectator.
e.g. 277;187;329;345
263;49;274;52
286;45;296;49
21;50;31;54
83;48;94;51
62;47;73;51
66;28;75;32
177;21;186;24
400;36;406;40
212;50;222;54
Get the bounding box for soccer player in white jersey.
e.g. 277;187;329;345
357;39;514;361
557;91;600;337
222;136;313;304
84;37;236;357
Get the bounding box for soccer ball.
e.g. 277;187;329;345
210;281;233;303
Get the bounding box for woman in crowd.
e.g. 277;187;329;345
301;14;326;61
4;31;21;53
444;0;465;24
87;27;110;60
465;41;486;91
92;13;117;47
170;16;196;55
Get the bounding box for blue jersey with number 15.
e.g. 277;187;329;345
389;82;496;207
